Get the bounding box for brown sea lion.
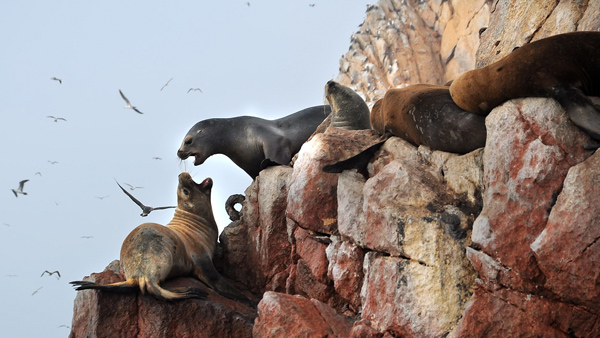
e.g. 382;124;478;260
449;31;600;140
370;84;486;154
70;173;253;307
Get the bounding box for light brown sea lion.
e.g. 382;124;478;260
370;84;486;154
70;173;253;306
449;31;600;140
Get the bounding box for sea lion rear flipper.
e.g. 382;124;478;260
225;194;245;221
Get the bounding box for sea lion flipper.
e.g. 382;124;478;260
194;256;255;308
262;136;292;166
551;84;600;141
225;194;245;221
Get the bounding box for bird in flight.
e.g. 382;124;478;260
123;183;143;190
80;236;94;239
119;89;143;114
48;160;59;164
11;179;28;198
116;181;176;217
31;287;43;296
160;77;173;91
95;195;109;200
47;115;67;122
187;88;203;93
41;270;61;279
50;77;62;84
152;157;162;160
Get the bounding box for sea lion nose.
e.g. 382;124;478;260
177;148;188;159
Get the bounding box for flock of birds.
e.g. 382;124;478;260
6;76;197;299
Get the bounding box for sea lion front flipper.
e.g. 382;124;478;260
193;256;255;308
262;135;292;167
551;84;600;141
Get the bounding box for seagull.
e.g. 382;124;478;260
123;183;143;190
95;195;109;200
48;160;59;164
160;77;173;91
5;274;17;277
50;77;62;84
58;325;71;329
41;270;61;279
246;2;250;6
11;179;28;198
3;223;10;227
187;88;203;93
47;115;67;122
119;89;143;114
152;157;162;160
116;181;176;217
31;287;43;296
80;236;94;239
309;3;315;7
35;172;42;176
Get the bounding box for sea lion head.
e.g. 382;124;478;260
325;80;353;112
177;120;217;166
176;172;213;215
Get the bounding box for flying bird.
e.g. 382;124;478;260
187;88;203;93
48;160;59;164
80;236;94;239
58;325;71;329
35;172;42;176
5;274;17;277
41;270;61;279
116;181;176;217
123;183;143;190
3;223;10;227
119;89;143;114
152;157;162;160
160;77;173;91
31;287;43;296
246;2;250;6
50;77;62;84
95;195;109;200
309;3;315;7
11;179;28;198
47;115;67;122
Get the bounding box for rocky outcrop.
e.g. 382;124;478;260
70;1;600;337
336;0;492;105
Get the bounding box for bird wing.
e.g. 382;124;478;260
160;77;173;91
152;206;177;211
58;118;67;121
119;89;131;105
132;107;143;114
11;189;18;198
19;180;28;190
187;88;192;93
116;181;146;209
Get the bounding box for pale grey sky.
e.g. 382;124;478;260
0;1;370;336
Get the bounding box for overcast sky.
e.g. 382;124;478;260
0;1;371;336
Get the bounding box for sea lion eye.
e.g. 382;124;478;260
182;188;190;196
184;137;193;146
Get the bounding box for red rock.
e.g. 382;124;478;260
326;236;365;310
473;98;591;285
69;262;256;338
294;227;329;284
532;151;600;314
449;283;600;338
350;319;383;338
217;166;293;294
253;292;352;338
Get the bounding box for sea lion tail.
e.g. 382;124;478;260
225;194;245;221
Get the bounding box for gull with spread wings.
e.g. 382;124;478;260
119;89;143;114
115;180;175;217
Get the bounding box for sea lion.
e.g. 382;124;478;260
177;105;331;179
71;173;253;306
325;80;371;130
370;84;487;154
449;31;600;140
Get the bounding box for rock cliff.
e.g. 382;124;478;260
70;0;600;337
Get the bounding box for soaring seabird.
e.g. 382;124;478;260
11;179;28;198
116;181;175;217
119;89;143;114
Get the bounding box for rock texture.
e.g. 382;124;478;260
70;1;600;337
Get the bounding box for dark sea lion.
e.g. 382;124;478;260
370;84;486;154
325;80;371;130
71;173;253;307
177;105;331;179
449;31;600;139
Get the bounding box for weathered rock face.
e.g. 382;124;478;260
476;0;600;67
336;0;492;105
